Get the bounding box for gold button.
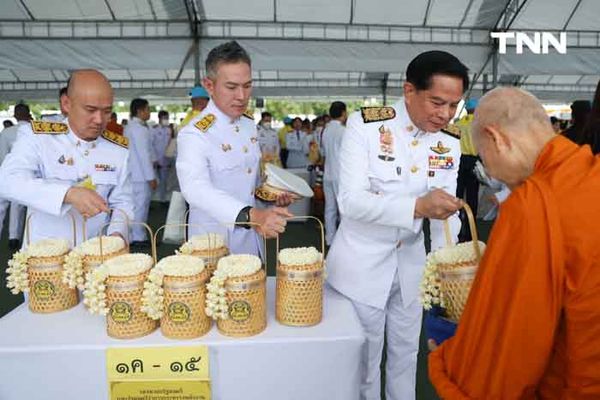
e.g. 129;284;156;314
235;126;240;133
411;139;419;147
407;125;414;132
243;146;248;153
410;166;418;173
247;168;252;174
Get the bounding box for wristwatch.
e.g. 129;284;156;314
235;206;252;229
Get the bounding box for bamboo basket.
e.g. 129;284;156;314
102;222;158;339
25;213;79;313
217;268;267;338
438;204;483;322
276;216;325;326
161;268;212;339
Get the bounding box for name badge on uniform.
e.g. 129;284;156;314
428;155;454;170
95;163;116;172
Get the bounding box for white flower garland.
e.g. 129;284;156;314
6;251;30;295
6;239;71;295
205;254;261;320
141;255;205;320
62;250;85;290
178;233;226;255
83;253;153;316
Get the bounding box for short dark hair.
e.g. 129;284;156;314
261;111;272;120
158;110;169;119
130;98;149;118
205;41;251;79
14;103;30;120
329;101;347;119
406;51;469;93
550;116;558;124
59;86;68;98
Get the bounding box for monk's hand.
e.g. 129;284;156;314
275;192;300;207
415;189;463;220
427;339;439;352
249;207;294;238
64;187;109;218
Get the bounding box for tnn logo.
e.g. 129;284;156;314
490;32;567;54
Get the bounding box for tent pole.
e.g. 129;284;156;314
382;73;389;106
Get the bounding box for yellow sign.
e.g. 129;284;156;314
107;346;210;400
110;380;210;400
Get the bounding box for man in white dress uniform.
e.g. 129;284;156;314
326;51;469;400
176;41;294;256
0;70;133;246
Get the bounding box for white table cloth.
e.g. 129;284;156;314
0;279;364;400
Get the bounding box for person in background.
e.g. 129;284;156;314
580;79;600;154
454;98;479;241
285;117;309;169
124;98;157;247
278;116;293;168
106;111;124;136
2;120;13;129
320;101;347;246
550;116;562;133
0;103;31;250
42;86;68;122
562;100;591;144
180;85;210;128
151;110;172;203
256;111;281;168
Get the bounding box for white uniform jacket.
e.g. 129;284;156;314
176;101;262;256
0;120;134;245
326;100;461;309
124;117;155;183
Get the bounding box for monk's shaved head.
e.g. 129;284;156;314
472;87;556;188
63;69;114;141
473;87;553;141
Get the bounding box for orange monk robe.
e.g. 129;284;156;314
429;135;600;399
105;120;124;136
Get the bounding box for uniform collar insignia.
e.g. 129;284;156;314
102;130;129;148
430;141;451;154
31;120;68;135
441;124;461;139
361;106;396;123
195;114;216;132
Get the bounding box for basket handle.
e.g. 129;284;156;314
222;221;269;270
153;222;230;256
25;211;77;248
442;203;481;262
275;216;325;267
82;208;130;242
99;221;156;265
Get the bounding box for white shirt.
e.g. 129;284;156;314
124;117;155;182
151;124;171;167
0;121;28;163
0;119;134;244
321;120;345;183
285;130;310;168
176;100;262;256
256;124;280;157
326;99;461;309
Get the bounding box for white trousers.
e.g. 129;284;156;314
351;269;423;400
9;202;25;240
323;179;339;245
131;182;151;241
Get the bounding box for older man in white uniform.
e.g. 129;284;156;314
177;41;293;256
0;70;133;245
326;51;469;400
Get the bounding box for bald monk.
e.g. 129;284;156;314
428;87;600;398
0;69;133;244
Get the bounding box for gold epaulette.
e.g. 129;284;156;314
194;114;216;132
360;106;396;123
242;110;254;120
102;130;129;148
441;124;461;139
31;121;68;135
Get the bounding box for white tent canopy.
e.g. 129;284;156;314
0;0;598;102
